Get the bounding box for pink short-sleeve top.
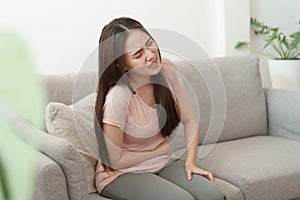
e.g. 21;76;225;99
95;66;184;193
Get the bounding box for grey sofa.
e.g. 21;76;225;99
24;56;300;200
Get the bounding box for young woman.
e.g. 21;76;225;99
95;17;224;200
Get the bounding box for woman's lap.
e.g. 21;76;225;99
101;171;194;200
158;159;225;200
101;159;224;200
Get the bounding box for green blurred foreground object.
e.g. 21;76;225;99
0;32;45;200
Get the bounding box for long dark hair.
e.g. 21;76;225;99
95;17;180;169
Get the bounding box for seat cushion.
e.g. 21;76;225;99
215;178;244;200
180;136;300;200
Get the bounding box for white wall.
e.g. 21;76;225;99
250;0;300;87
224;0;250;56
3;0;298;83
1;0;240;74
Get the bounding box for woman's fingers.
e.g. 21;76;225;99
185;168;193;181
185;164;217;184
193;168;217;184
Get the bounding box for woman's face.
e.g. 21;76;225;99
123;29;161;79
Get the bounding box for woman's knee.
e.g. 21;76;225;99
171;188;195;200
201;184;224;200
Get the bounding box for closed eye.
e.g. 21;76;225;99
132;48;142;58
134;52;142;59
132;37;154;59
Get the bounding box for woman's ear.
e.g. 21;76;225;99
116;63;122;69
117;63;129;72
123;65;129;72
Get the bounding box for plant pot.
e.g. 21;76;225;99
268;59;300;90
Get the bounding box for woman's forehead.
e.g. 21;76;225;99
124;29;149;53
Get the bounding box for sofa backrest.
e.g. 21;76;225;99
40;56;267;143
40;71;98;106
173;56;267;145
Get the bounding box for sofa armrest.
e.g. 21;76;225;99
16;117;89;200
37;133;88;200
32;151;68;200
266;88;300;141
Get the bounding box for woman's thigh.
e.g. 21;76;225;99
158;159;225;200
101;172;195;200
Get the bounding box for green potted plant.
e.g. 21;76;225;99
236;17;300;90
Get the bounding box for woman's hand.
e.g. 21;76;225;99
185;162;216;184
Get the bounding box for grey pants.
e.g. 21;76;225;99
101;159;225;200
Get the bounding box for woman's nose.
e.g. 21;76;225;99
145;49;155;61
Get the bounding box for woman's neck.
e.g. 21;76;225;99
132;83;155;107
131;81;153;94
129;76;152;92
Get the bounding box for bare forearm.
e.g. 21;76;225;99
184;119;199;165
106;139;171;169
117;148;168;168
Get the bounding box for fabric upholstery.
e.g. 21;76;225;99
214;178;244;200
32;152;68;200
40;71;97;106
45;93;98;193
40;73;77;106
173;56;267;144
266;88;300;141
37;131;88;200
9;112;88;200
180;136;300;200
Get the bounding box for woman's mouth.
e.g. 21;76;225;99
149;60;159;68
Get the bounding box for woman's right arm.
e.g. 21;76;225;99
102;123;172;169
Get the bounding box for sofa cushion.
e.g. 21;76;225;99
267;88;300;141
174;56;267;144
45;93;98;193
180;136;300;200
214;178;244;200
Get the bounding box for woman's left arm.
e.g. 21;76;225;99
183;119;216;183
162;58;216;184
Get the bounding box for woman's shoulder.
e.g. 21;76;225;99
107;83;131;95
106;83;132;102
162;57;175;69
161;58;180;83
